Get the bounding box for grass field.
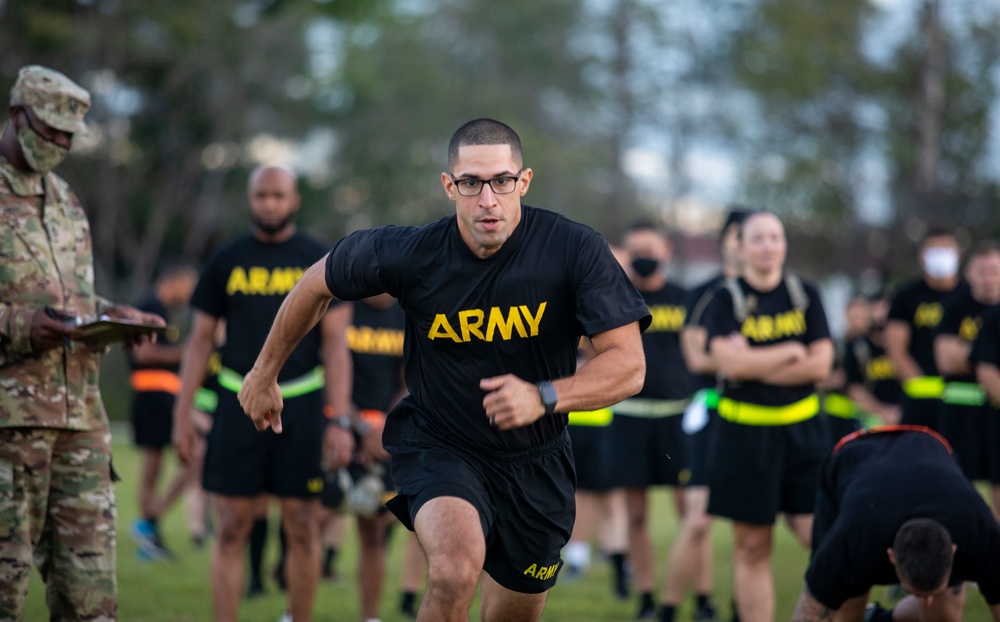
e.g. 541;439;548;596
22;429;995;621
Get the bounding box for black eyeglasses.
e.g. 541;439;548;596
450;170;523;196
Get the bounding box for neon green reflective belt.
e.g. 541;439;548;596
717;394;819;426
823;393;857;419
613;398;688;418
217;366;325;398
703;388;720;409
941;382;986;407
568;408;614;427
194;387;218;414
903;376;944;399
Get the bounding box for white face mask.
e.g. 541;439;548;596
923;247;959;279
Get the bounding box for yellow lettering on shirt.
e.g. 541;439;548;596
958;316;981;342
866;356;895;382
741;309;806;343
427;303;547;343
347;326;405;356
225;266;306;296
647;304;685;332
913;303;943;329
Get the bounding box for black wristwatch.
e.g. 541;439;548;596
328;415;353;430
537;381;558;416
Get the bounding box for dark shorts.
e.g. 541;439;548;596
900;395;941;430
609;415;687;488
567;424;616;492
385;429;576;594
131;390;175;449
202;388;325;498
685;409;719;488
938;403;1000;482
824;415;862;451
707;415;827;525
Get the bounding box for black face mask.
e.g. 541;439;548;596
631;258;659;278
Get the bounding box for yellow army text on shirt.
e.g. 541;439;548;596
0;155;112;429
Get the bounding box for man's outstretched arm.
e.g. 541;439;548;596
790;587;836;622
238;255;337;433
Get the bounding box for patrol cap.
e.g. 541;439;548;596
10;65;90;135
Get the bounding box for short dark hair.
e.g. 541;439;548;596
921;226;957;247
892;519;954;592
154;258;197;284
968;240;1000;262
720;208;750;244
448;118;523;169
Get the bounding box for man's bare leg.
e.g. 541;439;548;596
211;496;256;622
479;571;548;622
660;487;712;606
732;522;774;622
785;513;813;548
357;512;395;620
413;496;486;622
280;497;321;622
138;447;164;520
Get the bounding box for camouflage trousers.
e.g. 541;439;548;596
0;427;117;621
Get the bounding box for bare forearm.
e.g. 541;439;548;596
847;385;888;416
976;364;1000;404
175;336;215;421
323;338;352;416
552;324;644;412
132;343;184;367
934;337;971;376
791;588;835;622
251;262;333;381
758;343;833;386
714;340;801;381
681;327;716;374
885;322;923;381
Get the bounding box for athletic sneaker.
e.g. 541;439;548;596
694;597;717;621
131;519;172;561
276;612;292;622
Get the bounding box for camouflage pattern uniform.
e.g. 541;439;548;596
0;66;117;621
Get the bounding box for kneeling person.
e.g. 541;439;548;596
791;427;1000;622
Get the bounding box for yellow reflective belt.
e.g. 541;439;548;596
903;376;944;399
717;394;819;426
568;408;614;427
941;382;986;407
613;398;688;418
823;393;857;419
217;366;325;398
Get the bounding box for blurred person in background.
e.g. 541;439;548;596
702;211;833;622
658;209;748;622
934;242;1000;487
971;299;1000;520
842;293;902;428
0;65;165;621
128;261;199;561
818;296;873;444
885;229;964;431
172;165;353;622
609;221;691;620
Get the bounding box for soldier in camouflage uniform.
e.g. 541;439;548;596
0;65;165;621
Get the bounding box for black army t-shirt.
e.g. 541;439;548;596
935;290;996;383
128;293;179;373
636;283;689;400
191;232;330;382
887;279;964;376
349;299;406;412
703;276;830;406
843;335;901;405
684;274;725;393
806;430;1000;609
971;306;1000;370
324;205;651;452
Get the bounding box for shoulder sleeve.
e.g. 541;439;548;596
324;228;387;301
887;285;912;322
571;229;650;335
803;281;831;343
703;286;738;341
190;252;227;319
971;310;1000;366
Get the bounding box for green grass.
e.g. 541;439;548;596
23;432;995;621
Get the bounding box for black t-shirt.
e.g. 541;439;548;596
806;429;1000;609
191;232;331;382
128;293;179;372
971;306;1000;370
703;276;830;406
635;283;689;400
935;290;997;383
324;205;651;452
843;334;902;405
887;278;964;376
685;274;726;393
349;299;406;412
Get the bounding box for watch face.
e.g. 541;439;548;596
539;382;558;413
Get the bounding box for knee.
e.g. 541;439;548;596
734;530;772;565
216;514;252;548
686;514;712;540
426;552;480;598
282;514;319;550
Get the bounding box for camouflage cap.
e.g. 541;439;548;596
10;65;90;135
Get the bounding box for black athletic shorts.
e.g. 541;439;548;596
385;428;576;594
707;415;827;525
824;414;862;451
900;395;941;430
202;388;325;498
567;424;616;492
938;402;998;482
685;409;718;488
609;415;687;488
131;390;175;449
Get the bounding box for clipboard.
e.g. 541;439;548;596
72;316;174;346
